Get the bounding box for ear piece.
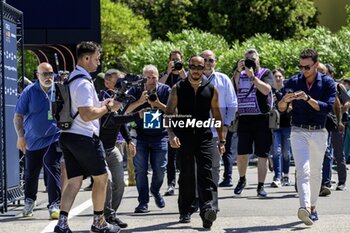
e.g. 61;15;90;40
86;57;89;61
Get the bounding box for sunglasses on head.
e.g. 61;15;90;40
204;58;215;63
298;63;314;71
189;64;205;70
38;72;54;77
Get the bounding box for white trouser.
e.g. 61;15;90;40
291;126;328;208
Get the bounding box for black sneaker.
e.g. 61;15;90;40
164;186;175;196
257;186;267;197
179;213;191;223
234;180;246;195
201;208;217;229
219;179;233;187
91;223;121;233
152;192;165;208
319;186;331;196
134;204;150;213
54;225;73;233
107;215;128;228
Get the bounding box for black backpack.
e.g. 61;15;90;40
52;74;91;130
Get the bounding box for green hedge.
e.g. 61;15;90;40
121;26;350;79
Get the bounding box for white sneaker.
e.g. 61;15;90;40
297;208;313;226
49;202;60;219
23;198;36;217
271;179;282;188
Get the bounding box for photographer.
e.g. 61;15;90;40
159;50;186;196
159;50;187;87
232;49;274;197
126;65;171;213
98;69;146;228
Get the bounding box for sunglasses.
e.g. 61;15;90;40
298;63;314;71
204;58;215;63
38;72;54;77
189;64;205;70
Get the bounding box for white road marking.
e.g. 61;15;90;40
41;199;92;233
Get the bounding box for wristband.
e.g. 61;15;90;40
306;95;311;102
249;75;256;81
219;140;226;145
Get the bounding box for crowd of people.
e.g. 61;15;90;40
14;42;350;232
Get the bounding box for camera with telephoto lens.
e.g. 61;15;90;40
244;58;256;69
147;90;157;102
113;74;145;102
174;61;183;71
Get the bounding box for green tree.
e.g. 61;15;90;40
121;29;229;73
119;0;318;42
118;0;194;40
101;0;151;69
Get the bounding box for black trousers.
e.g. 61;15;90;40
177;135;216;215
166;144;177;187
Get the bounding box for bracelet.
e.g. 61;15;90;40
305;95;311;102
105;104;112;113
249;75;256;81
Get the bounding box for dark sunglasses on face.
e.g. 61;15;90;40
298;63;314;71
38;72;54;77
204;58;215;63
189;64;205;70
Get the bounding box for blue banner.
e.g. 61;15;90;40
2;19;19;188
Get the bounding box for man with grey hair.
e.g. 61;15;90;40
201;49;237;212
232;48;274;197
126;65;171;213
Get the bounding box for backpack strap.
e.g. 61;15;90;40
67;74;92;119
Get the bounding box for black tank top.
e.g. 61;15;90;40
174;78;214;135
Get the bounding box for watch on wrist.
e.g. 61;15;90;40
219;140;226;145
249;75;256;81
306;95;311;102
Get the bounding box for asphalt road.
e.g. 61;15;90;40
1;165;350;233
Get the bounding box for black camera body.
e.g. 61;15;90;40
147;90;157;102
174;61;183;71
244;58;256;69
113;74;145;102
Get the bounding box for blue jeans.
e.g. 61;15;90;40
133;138;168;205
272;127;291;179
221;131;238;181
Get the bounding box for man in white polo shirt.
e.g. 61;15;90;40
54;41;121;233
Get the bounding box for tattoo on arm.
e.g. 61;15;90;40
165;86;178;136
14;113;25;137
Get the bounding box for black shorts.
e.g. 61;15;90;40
237;115;272;157
59;133;107;179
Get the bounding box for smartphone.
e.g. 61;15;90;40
285;88;293;93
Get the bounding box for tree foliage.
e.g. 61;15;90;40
118;0;318;42
121;26;350;79
101;0;151;69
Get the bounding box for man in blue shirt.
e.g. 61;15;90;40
14;62;62;219
201;50;237;211
126;65;171;213
278;49;336;226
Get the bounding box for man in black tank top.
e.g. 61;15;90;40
165;55;225;230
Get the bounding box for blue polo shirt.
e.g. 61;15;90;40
283;72;336;127
15;80;60;150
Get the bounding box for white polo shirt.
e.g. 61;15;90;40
64;65;100;137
